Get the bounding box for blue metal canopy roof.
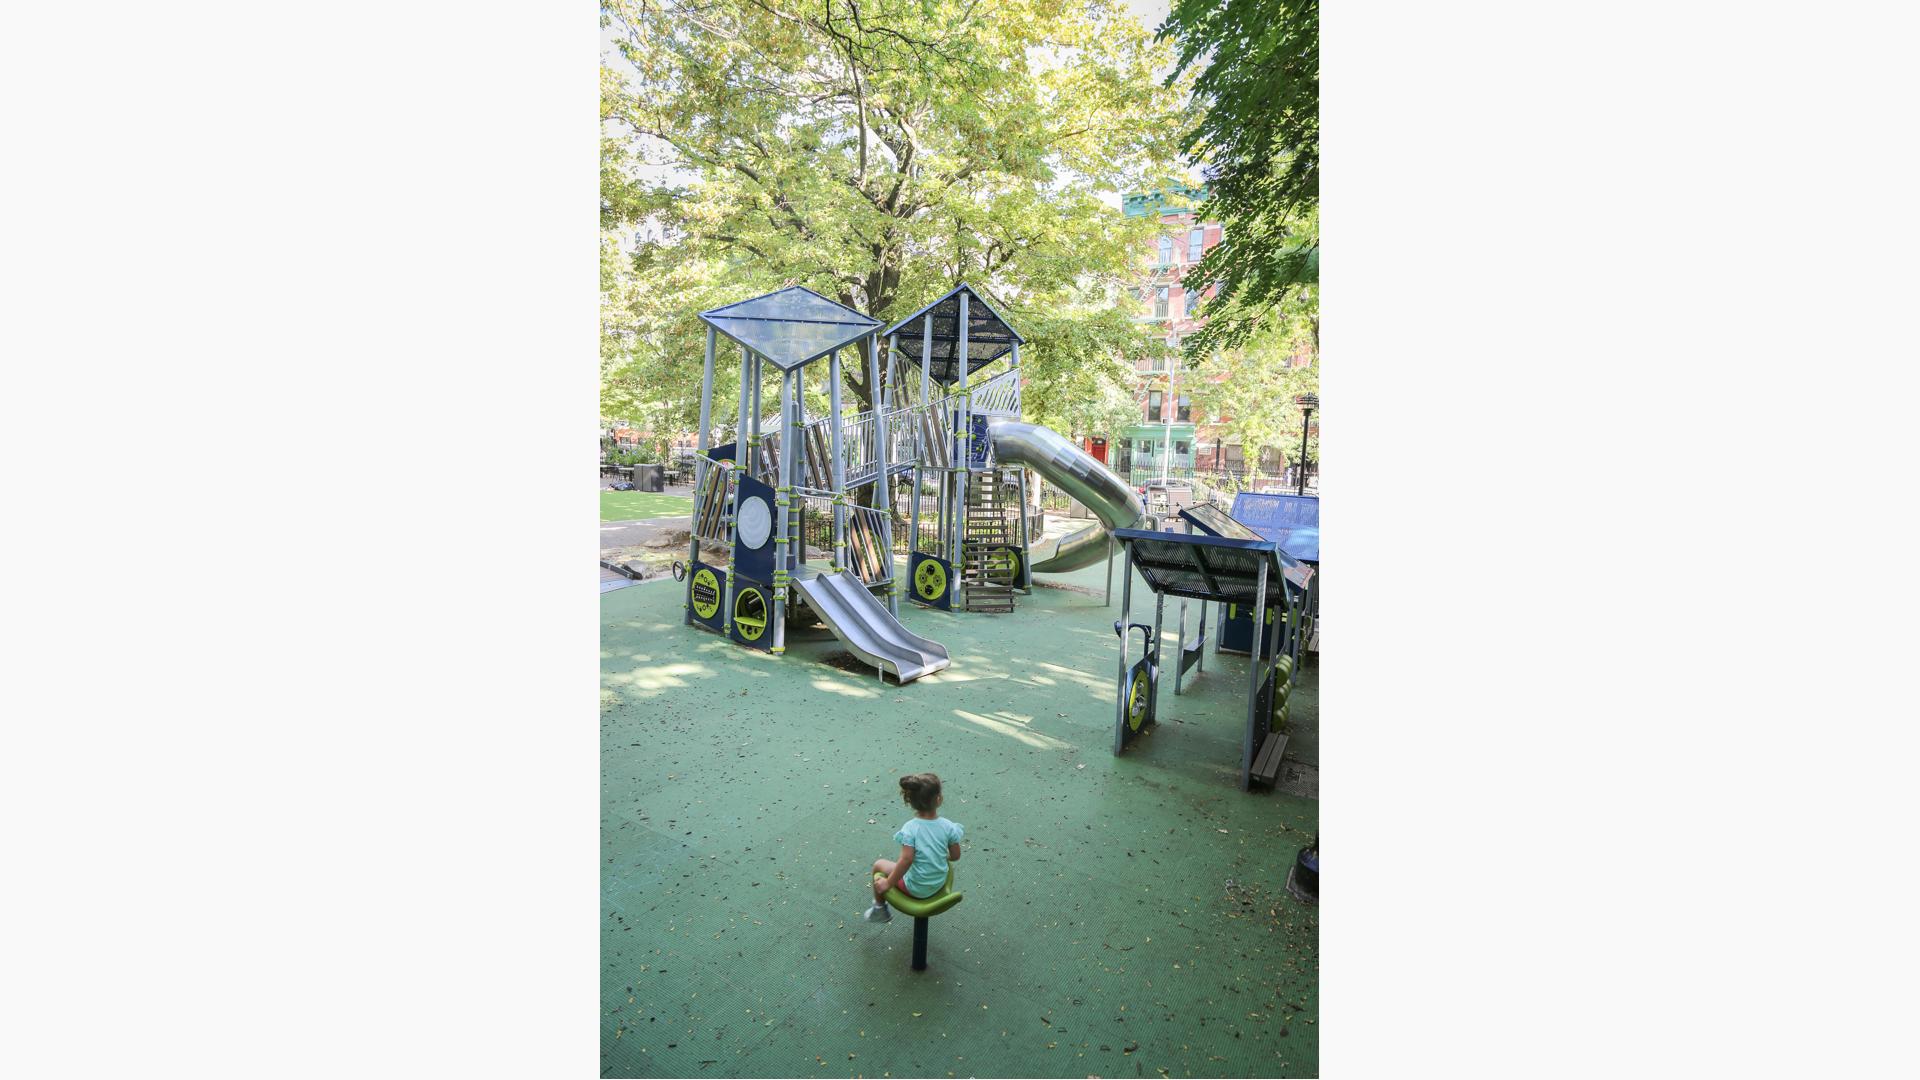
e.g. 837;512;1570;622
698;286;881;371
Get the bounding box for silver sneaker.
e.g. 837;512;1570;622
862;902;892;923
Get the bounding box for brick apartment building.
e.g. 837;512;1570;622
1098;185;1314;487
1108;185;1215;484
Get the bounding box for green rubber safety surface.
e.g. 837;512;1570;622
603;558;1319;1078
601;491;694;521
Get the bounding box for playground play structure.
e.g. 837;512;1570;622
680;283;1145;682
1111;496;1319;791
678;282;1317;793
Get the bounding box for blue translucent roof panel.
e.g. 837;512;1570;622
699;286;881;370
1227;493;1320;562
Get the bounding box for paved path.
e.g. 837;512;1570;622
599;515;689;551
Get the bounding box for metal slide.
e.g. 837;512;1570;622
986;418;1145;573
790;566;951;683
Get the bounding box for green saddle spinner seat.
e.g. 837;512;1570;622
874;868;963;918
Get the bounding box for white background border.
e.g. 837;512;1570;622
4;2;1917;1076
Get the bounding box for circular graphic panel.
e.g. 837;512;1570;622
1126;666;1152;731
914;558;948;602
736;495;773;550
690;567;721;620
733;586;768;641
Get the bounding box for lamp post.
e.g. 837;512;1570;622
1162;350;1177;489
1294;393;1317;496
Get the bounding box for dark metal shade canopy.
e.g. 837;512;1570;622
1112;528;1301;607
1178;504;1265;543
698;285;882;371
881;283;1027;386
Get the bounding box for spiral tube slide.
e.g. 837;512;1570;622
985;418;1145;573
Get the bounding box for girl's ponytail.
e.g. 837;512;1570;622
899;772;942;813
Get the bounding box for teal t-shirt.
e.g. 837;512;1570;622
893;816;964;898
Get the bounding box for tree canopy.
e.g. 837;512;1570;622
601;0;1190;437
1189;281;1318;474
1159;0;1318;361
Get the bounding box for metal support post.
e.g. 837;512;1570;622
771;367;795;654
916;312;936;579
1297;405;1313;496
1113;540;1135;755
1198;599;1207;673
1104;533;1115;607
1243;558;1270;792
721;342;751;632
793;366;809;567
828;347;848;573
936;471;946;569
908;467;923;562
919;315;933;430
1014;467;1031;592
1175;598;1187;695
748;351;762;476
868;333;897;613
1152;591;1166;716
687;326;716;624
953;290;970;582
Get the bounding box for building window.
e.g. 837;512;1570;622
1154;286;1169;320
1188;228;1203;262
1176;394;1191;423
1139;439;1154;454
1175;440;1189;456
1158;236;1173;266
1147;389;1163;422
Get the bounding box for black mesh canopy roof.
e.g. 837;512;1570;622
698;286;881;371
881;283;1026;386
1113;528;1302;607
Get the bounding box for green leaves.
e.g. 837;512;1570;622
601;0;1187;427
1188;295;1319;472
1159;0;1318;359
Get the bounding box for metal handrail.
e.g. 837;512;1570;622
969;368;1020;417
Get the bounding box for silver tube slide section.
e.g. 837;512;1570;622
986;418;1145;573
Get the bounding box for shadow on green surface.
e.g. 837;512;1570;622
603;558;1318;1078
